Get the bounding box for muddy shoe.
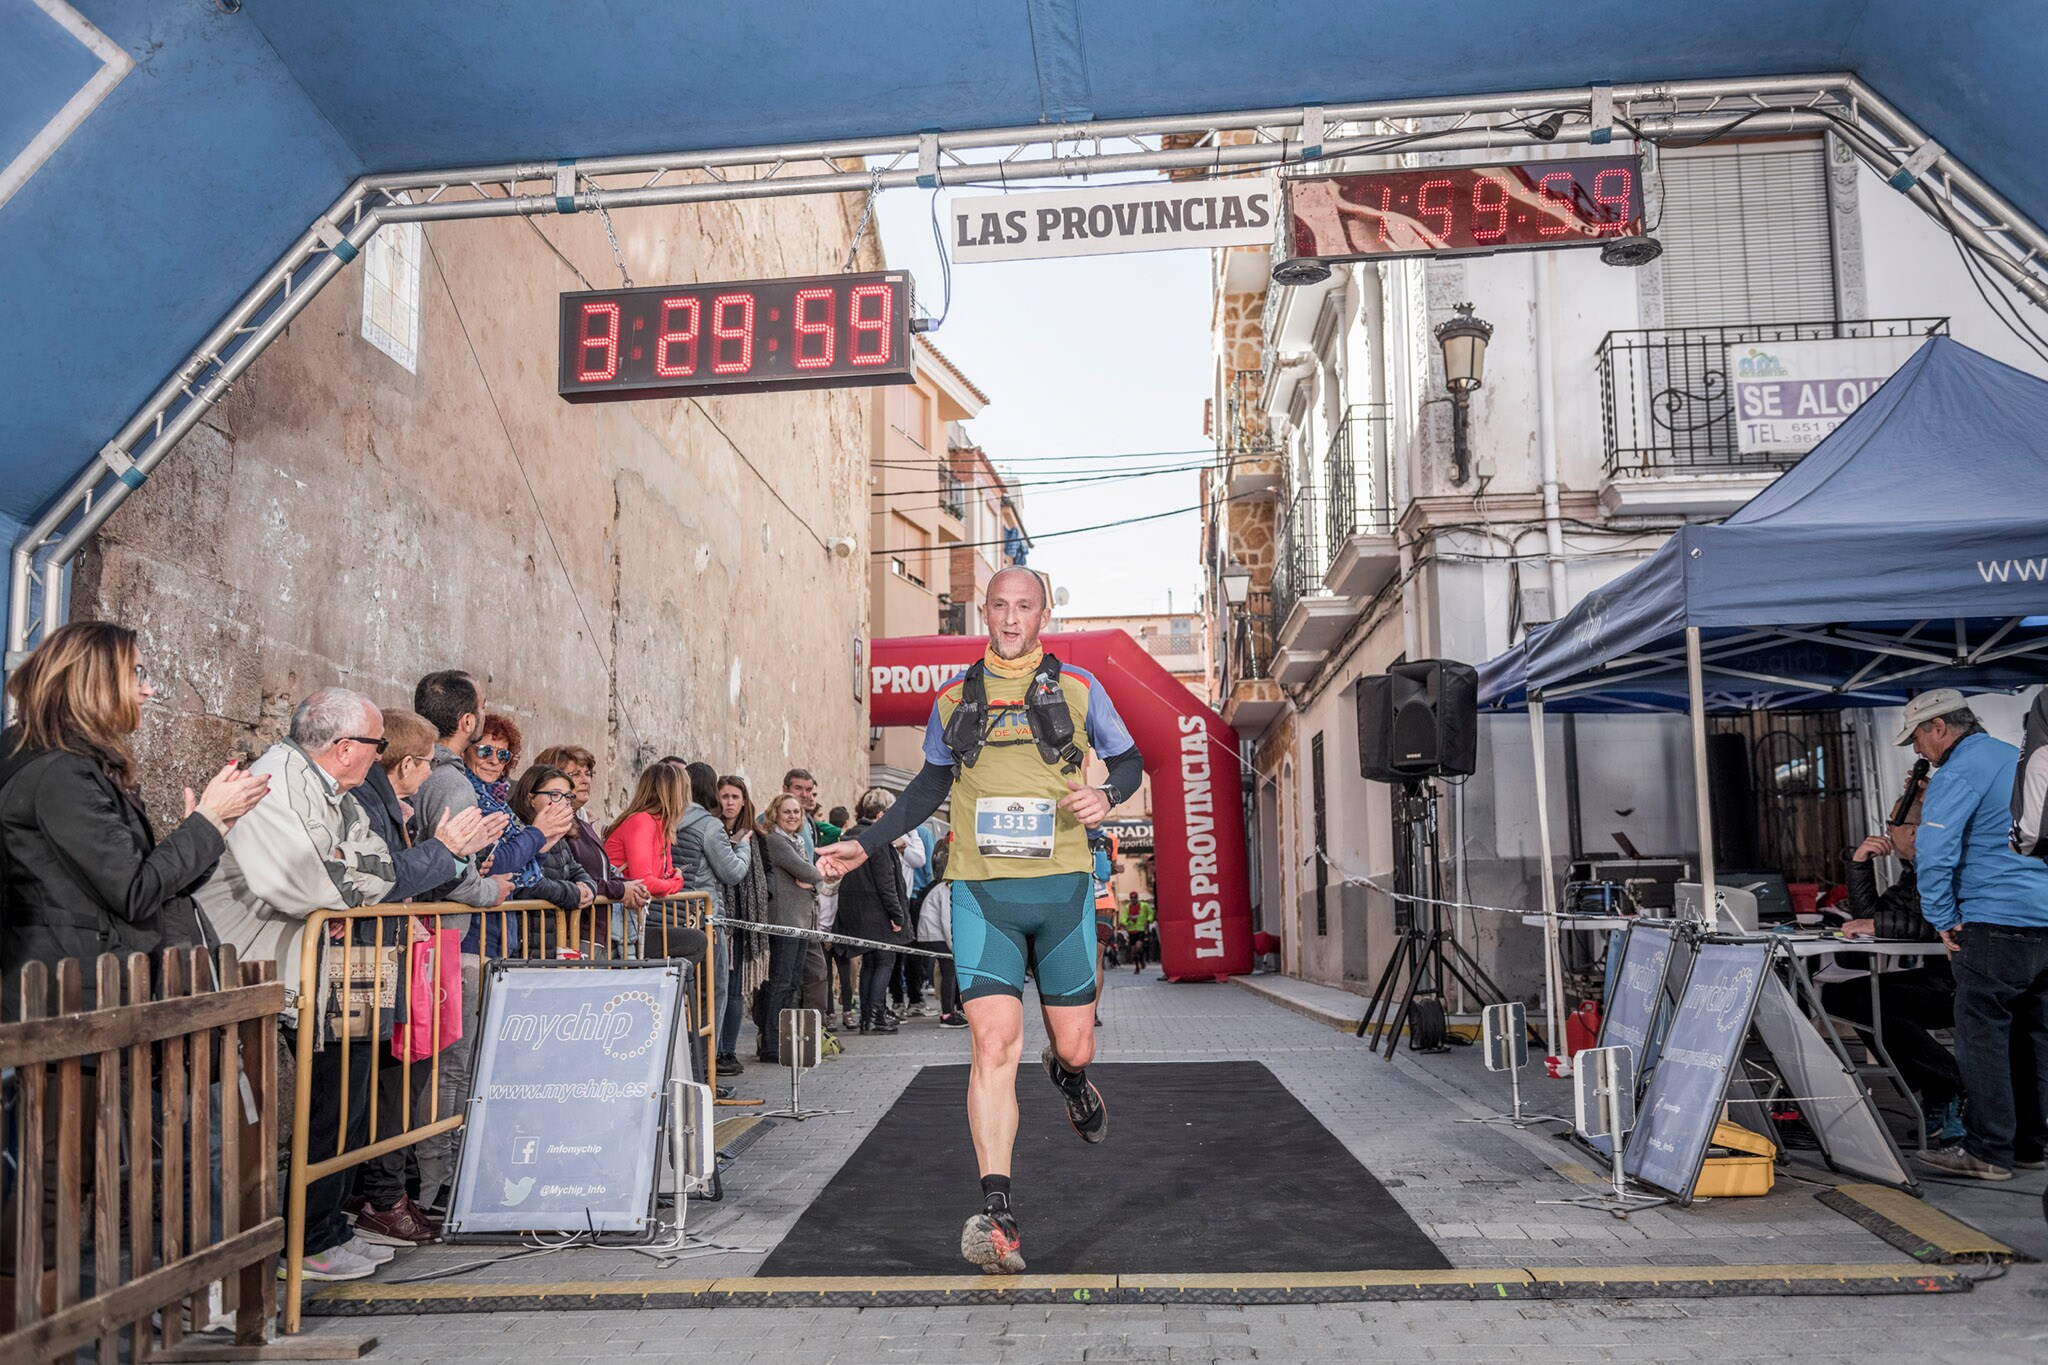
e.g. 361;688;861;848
960;1207;1026;1274
1917;1145;2013;1180
1041;1045;1107;1144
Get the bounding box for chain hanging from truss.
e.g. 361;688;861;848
594;198;634;288
842;168;885;272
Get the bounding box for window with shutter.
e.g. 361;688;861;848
1659;141;1836;325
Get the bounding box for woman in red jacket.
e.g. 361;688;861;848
604;763;699;958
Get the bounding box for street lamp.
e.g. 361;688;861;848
1433;302;1493;485
1220;557;1251;608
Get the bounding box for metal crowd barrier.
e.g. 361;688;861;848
280;892;712;1333
2;948;284;1364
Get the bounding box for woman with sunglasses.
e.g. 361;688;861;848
459;713;572;959
0;621;270;1012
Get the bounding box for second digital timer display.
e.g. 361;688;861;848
1285;155;1643;261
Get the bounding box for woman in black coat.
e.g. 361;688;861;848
835;789;911;1033
0;622;269;1013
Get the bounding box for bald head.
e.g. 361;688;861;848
987;566;1047;610
984;566;1052;659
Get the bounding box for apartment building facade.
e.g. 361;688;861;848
1202;127;2048;997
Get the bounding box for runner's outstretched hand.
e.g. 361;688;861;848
816;839;869;879
1058;778;1112;828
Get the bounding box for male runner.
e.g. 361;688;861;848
817;567;1143;1274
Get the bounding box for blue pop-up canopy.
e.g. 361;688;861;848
1510;337;2048;711
1485;336;2048;987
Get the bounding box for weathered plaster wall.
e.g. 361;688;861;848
77;183;878;822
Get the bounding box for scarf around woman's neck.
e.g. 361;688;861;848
983;641;1043;679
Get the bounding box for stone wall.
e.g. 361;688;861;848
76;184;878;824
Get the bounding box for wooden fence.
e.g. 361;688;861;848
1;948;283;1364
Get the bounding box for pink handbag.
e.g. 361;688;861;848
392;927;464;1062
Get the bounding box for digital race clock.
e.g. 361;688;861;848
557;270;915;402
1284;155;1643;262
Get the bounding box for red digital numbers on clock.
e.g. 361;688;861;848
1417;178;1456;241
559;271;912;401
653;297;699;378
792;287;835;369
1471;177;1510;243
848;283;893;365
1287;156;1642;262
1536;172;1577;236
576;301;621;382
710;293;755;374
1592;167;1634;234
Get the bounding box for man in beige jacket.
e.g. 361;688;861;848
196;687;397;1281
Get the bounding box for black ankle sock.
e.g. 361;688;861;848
1048;1052;1084;1085
980;1174;1012;1211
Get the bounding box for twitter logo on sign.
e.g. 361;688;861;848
502;1176;535;1206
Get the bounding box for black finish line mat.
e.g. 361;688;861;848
757;1060;1449;1277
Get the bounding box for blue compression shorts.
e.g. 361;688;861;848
950;872;1098;1006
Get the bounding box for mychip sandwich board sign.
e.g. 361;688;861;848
1622;940;1771;1203
446;961;682;1239
1581;920;1679;1161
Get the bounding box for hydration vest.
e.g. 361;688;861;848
940;653;1087;775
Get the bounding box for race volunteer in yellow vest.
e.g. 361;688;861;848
817;567;1144;1275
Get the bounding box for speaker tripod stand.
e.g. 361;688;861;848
1355;781;1519;1059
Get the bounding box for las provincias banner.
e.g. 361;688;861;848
866;631;1254;981
948;178;1279;263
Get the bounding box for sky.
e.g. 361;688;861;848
875;180;1213;618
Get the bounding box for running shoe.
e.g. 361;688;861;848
1041;1045;1107;1144
342;1234;396;1266
960;1207;1026;1274
284;1245;378;1282
938;1012;968;1029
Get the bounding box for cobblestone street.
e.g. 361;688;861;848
297;968;2048;1363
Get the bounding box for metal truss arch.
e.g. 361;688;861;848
10;73;2047;664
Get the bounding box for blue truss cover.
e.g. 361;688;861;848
3;0;2048;546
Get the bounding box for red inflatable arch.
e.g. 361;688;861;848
868;631;1253;981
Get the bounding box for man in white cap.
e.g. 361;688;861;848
1895;689;2048;1181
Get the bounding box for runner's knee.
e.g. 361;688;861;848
1055;1028;1094;1070
970;1022;1023;1072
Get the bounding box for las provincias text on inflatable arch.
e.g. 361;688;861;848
867;631;1253;980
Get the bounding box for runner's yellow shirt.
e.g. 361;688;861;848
921;662;1137;883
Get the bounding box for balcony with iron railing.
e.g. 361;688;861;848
1321;403;1400;601
1271;486;1326;629
1227;589;1274;684
1219;588;1285;733
937;467;967;520
1323;404;1394;544
1598;317;1948;485
1272;486;1354;673
938;599;968;635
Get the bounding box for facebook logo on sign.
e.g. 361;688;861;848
512;1137;539;1165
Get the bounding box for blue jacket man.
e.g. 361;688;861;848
1900;690;2048;1180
